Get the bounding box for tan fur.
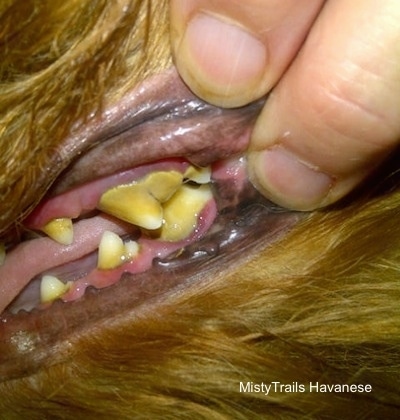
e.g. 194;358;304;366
0;0;171;231
1;1;400;418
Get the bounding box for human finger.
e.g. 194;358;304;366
248;0;400;210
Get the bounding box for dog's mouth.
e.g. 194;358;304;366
3;157;249;313
0;68;302;380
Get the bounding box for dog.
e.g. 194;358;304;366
0;1;399;418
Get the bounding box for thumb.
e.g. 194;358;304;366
170;0;323;107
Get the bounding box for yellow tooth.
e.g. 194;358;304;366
124;240;140;261
40;275;71;304
160;184;212;241
97;230;126;270
0;243;5;266
98;184;163;230
143;170;183;202
184;165;211;184
42;218;73;245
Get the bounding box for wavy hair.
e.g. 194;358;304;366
1;1;399;418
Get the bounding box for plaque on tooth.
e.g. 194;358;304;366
98;184;163;230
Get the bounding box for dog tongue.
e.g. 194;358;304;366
0;215;136;314
0;199;218;315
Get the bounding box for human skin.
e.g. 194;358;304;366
0;1;400;418
170;0;400;210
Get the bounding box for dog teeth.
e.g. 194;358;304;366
97;230;126;270
0;243;5;266
184;165;211;184
143;171;183;202
98;169;213;242
32;168;214;307
42;218;74;245
97;232;140;270
124;240;140;260
40;275;71;303
160;184;212;241
98;170;189;229
98;184;163;230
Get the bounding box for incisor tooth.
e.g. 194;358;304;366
97;230;126;270
184;165;211;184
98;184;163;230
0;243;5;266
42;218;74;245
160;184;212;241
143;171;183;202
40;275;71;303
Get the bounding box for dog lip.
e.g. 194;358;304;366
49;67;264;196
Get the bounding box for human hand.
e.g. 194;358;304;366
170;0;400;210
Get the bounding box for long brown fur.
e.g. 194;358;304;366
1;1;400;418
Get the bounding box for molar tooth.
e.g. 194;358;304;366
184;165;211;184
42;218;73;245
0;243;5;266
143;170;183;202
160;184;213;241
98;184;163;230
97;230;126;270
40;275;71;304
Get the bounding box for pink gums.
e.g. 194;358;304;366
61;200;216;302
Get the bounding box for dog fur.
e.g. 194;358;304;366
0;1;400;418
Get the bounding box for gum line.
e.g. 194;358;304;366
25;158;190;229
61;200;217;302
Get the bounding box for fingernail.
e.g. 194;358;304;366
179;13;267;102
250;147;334;210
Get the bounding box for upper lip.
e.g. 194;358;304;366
1;68;263;244
50;69;263;195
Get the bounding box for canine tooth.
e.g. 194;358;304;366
160;184;212;241
40;275;70;303
143;170;183;202
98;184;163;230
42;218;73;245
0;243;5;266
97;230;126;270
184;165;211;184
124;240;140;260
